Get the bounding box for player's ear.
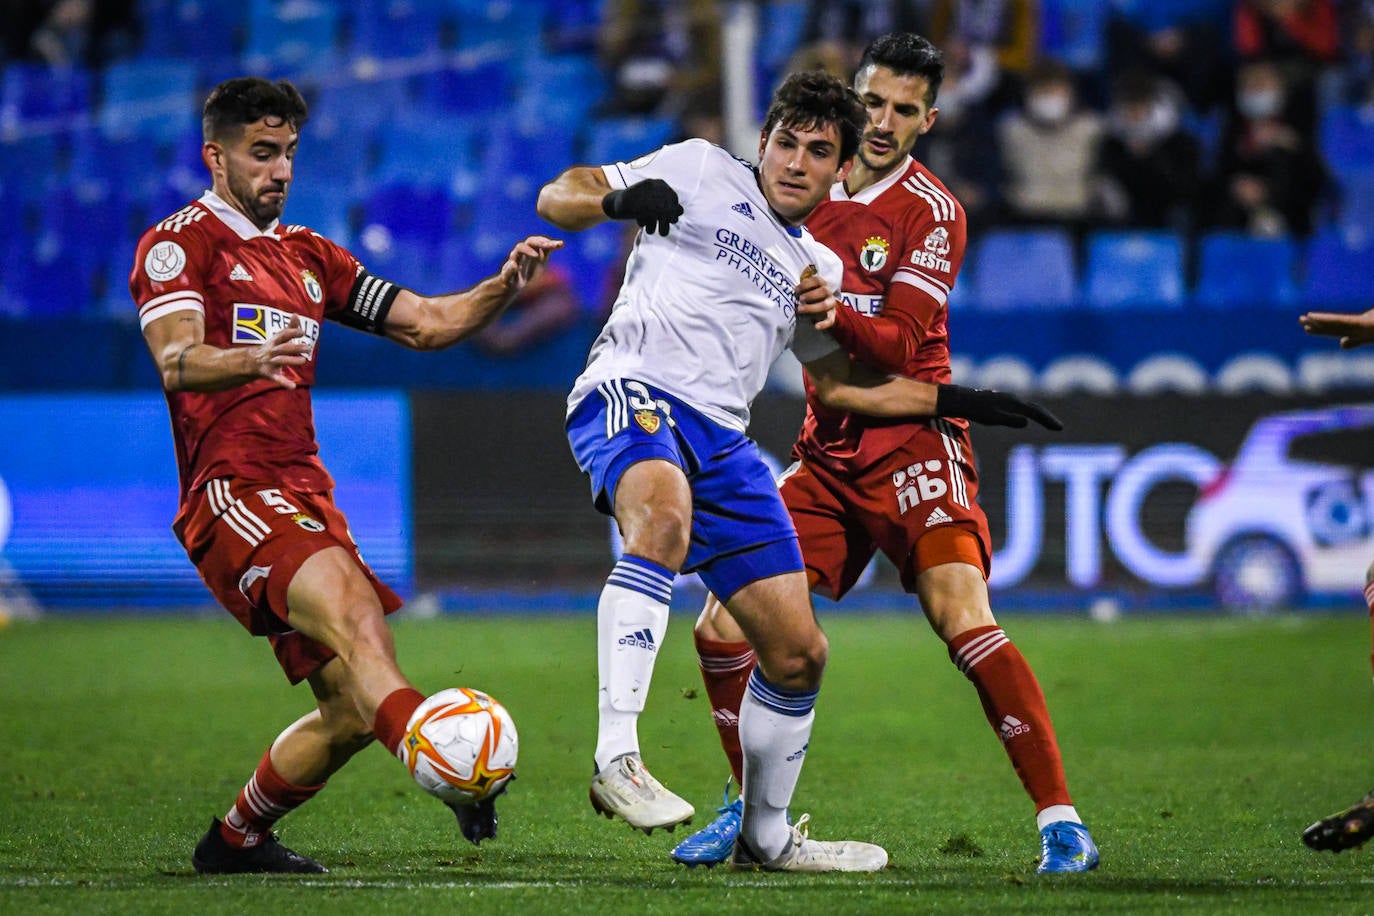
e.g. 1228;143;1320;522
758;128;768;159
921;107;939;135
836;155;854;184
202;142;223;174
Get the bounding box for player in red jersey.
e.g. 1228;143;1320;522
129;77;560;874
1298;305;1374;853
672;34;1099;873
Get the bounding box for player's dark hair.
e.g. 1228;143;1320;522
857;33;945;106
202;77;309;142
762;70;866;163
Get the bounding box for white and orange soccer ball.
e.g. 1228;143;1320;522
399;688;518;805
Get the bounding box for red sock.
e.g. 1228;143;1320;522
220;750;324;849
948;625;1072;811
374;687;426;756
694;632;755;786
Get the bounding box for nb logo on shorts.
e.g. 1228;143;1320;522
892;459;948;516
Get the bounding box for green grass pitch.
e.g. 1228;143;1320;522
3;610;1374;913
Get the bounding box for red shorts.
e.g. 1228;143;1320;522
175;478;402;684
783;419;992;600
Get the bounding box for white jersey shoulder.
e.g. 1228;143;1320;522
571;141;841;431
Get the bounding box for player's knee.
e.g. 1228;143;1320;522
761;630;827;690
1366;557;1374;590
620;503;691;568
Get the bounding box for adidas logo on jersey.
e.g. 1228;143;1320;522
925;506;953;528
999;715;1031;742
711;708;740;728
618;629;657;651
229;263;254;282
731;201;755;220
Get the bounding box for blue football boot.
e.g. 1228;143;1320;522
670;780;742;868
1036;820;1099;873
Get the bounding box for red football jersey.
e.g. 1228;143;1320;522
796;157;967;471
129;192;400;514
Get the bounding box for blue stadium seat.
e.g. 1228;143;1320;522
0;63;91;126
415;57;514;117
1192;232;1298;309
1302;228;1374;306
1320;103;1374;181
1039;0;1110;72
244;0;342;74
310;77;412;135
98;58;200;144
968;229;1077;309
1333;167;1374;238
512;54;605;131
482;121;576;196
141;0;244;63
2;233;99;317
360;183;456;248
374;113;484;199
446;0;546;53
585;117;678;166
0;133;65;203
343;3;448;59
1083;230;1185;308
280;178;356;243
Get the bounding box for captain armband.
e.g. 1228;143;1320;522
338;271;404;334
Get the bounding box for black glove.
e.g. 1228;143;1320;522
935;384;1063;431
602;179;683;236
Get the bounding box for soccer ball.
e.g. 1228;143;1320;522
399;687;518;805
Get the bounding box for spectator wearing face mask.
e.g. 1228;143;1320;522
1206;57;1328;236
996;60;1105;234
1097;70;1202;231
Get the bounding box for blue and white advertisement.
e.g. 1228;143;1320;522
0;392;412;609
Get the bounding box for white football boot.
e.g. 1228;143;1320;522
730;815;888;872
589;753;695;834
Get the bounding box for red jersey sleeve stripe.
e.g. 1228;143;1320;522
138;290;205;329
891;268;948;305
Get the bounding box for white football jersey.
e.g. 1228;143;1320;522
566;139;843;432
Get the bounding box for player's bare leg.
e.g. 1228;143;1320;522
588;459;694;833
918;558;1097;872
724;571;886;872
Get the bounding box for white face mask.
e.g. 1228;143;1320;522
1028;92;1071;124
1118;99;1179;146
1238;88;1282;119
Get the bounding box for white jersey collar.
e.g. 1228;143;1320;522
200;190;280;240
830;155;913;205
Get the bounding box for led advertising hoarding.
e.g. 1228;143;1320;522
0;393;412;609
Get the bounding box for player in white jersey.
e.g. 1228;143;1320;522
540;70;1013;872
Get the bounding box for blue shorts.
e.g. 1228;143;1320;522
566;379;803;601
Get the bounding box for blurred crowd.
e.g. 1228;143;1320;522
2;0;1373;334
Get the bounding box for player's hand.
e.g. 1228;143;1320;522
498;235;564;292
248;317;312;390
601;179;683;236
795;265;838;329
935;383;1063;431
1299;308;1374;349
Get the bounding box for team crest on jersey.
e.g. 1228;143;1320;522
144;241;187;282
924;226;951;258
292;513;326;532
859;236;889;272
301;270;323;304
634;409;661;434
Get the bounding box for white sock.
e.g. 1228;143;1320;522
594;555;673;772
738;669;818;861
1036;805;1082;830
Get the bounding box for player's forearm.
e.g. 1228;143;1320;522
536;167;612;231
807;353;938;418
391;276;520;351
156;342;262;392
827;306;921;374
818;374;939;418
